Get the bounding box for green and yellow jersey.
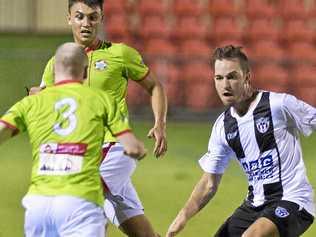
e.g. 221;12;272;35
41;41;149;142
0;81;130;206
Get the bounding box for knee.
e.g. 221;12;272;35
242;229;274;237
242;228;262;237
125;229;158;237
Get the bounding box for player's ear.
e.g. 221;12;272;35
83;66;88;80
245;71;251;82
67;12;72;25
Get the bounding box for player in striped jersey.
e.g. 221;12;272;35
166;45;315;237
0;42;146;237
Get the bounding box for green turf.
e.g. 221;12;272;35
0;34;72;114
0;121;315;236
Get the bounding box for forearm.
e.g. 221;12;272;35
151;81;167;126
116;131;146;160
137;73;167;125
180;173;221;220
0;123;14;145
166;173;221;236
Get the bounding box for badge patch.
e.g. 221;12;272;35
255;117;270;133
275;206;289;218
95;60;107;70
227;130;238;140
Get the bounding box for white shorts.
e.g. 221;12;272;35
100;142;144;226
22;195;106;237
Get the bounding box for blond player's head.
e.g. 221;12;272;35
54;42;88;83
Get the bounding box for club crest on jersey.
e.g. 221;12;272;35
275;206;290;218
95;60;107;70
255;117;270;134
227;130;238;140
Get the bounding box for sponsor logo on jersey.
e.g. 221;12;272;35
227;130;238;140
255;117;270;133
38;153;83;175
242;154;274;182
275;206;290;218
95;60;107;70
40;143;87;155
38;143;86;175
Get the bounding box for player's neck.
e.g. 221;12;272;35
55;76;83;85
84;38;102;53
73;37;101;51
233;89;259;117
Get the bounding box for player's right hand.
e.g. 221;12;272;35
28;86;45;95
165;213;187;237
124;140;147;161
117;132;147;160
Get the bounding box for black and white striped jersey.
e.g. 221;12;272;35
199;91;316;216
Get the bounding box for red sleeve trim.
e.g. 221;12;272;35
114;129;132;137
0;119;19;135
137;69;150;82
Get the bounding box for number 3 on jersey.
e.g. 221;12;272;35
53;98;77;136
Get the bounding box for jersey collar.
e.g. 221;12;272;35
54;80;83;86
85;39;102;53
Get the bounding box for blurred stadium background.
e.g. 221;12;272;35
0;0;315;236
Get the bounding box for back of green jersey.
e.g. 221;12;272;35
41;42;148;142
0;81;130;206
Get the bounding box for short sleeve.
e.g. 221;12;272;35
121;44;149;81
0;99;29;133
199;119;233;174
97;91;131;136
41;57;55;87
282;94;316;136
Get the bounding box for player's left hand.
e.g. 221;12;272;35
165;212;187;237
147;123;167;158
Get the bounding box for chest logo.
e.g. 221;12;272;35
255;117;270;134
95;60;107;70
227;130;238;140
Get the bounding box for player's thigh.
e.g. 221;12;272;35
54;196;106;237
22;195;58;237
214;203;259;237
104;179;144;226
260;200;314;237
242;217;279;237
100;142;137;194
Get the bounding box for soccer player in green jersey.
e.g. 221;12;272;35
30;0;168;236
0;42;146;237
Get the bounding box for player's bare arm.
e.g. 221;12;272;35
28;86;45;95
166;173;222;237
137;73;168;158
0;122;14;145
116;131;147;160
